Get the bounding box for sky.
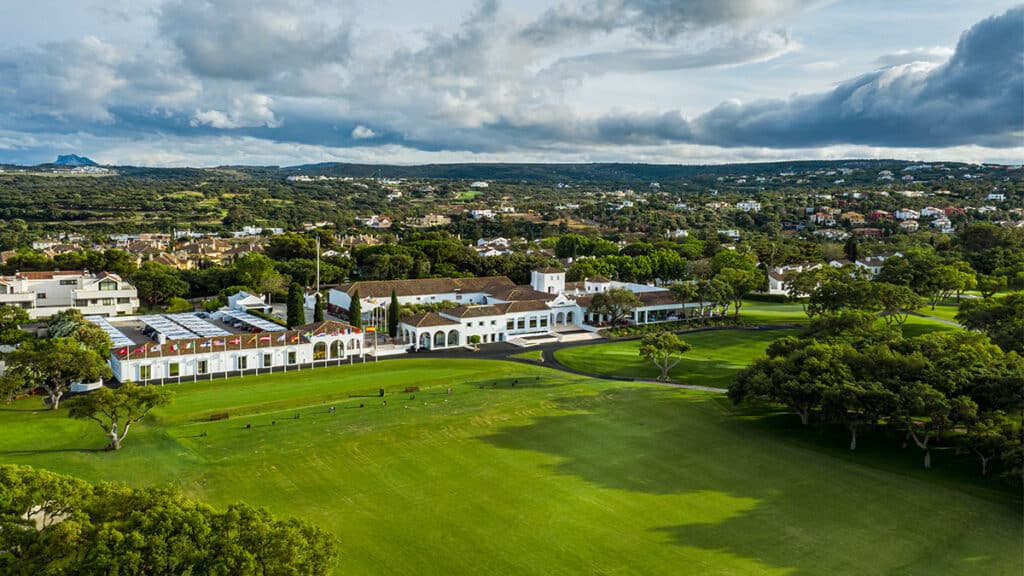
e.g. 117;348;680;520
0;0;1021;167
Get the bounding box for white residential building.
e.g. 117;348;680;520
0;271;139;318
766;263;823;296
855;253;902;276
895;209;920;220
986;193;1006;201
736;200;761;212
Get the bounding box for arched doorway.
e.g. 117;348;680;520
566;311;574;323
556;311;565;324
330;340;343;359
313;342;326;360
420;332;431;349
447;330;459;347
434;331;446;348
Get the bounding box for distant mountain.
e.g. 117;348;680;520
53;154;98;167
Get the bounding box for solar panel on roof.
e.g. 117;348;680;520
221;311;286;332
164;313;231;337
84;316;135;348
137;314;198;341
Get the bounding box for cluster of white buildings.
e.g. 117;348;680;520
329;268;705;350
766;253;902;296
0;271;139;318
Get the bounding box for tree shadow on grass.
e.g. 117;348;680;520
0;448;105;456
477;387;1021;575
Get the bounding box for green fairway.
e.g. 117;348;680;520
740;300;809;324
456;190;482;201
0;359;1018;575
915;303;962;322
556;328;795;387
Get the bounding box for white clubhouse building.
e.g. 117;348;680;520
330;268;706;350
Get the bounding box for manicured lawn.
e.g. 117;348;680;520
1;359;1018;575
511;350;544;361
456;190;482;201
740;300;809;324
916;303;962;322
555;328;796;387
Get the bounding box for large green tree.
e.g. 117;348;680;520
731;338;854;426
131;261;189;307
714;267;761;318
589;287;641;326
638;332;692;381
3;338;111;410
956;292;1024;353
0;465;338;575
67;383;172;450
873;282;921;328
0;304;29;346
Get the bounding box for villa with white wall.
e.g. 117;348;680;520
0;271;138;318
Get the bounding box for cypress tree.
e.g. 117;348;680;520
286;283;305;327
313;293;324;322
844;237;859;262
388;289;399;337
349;289;362;328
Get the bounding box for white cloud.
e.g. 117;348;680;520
191;95;281;129
874;46;956;67
351;125;377;139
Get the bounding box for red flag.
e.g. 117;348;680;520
228;337;241;345
117;346;128;355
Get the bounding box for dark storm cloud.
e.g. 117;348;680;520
682;6;1024;148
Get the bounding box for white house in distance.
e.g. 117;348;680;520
329;268;711;350
0;271;139;318
766;262;823;296
854;253;902;276
736;200;762;212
